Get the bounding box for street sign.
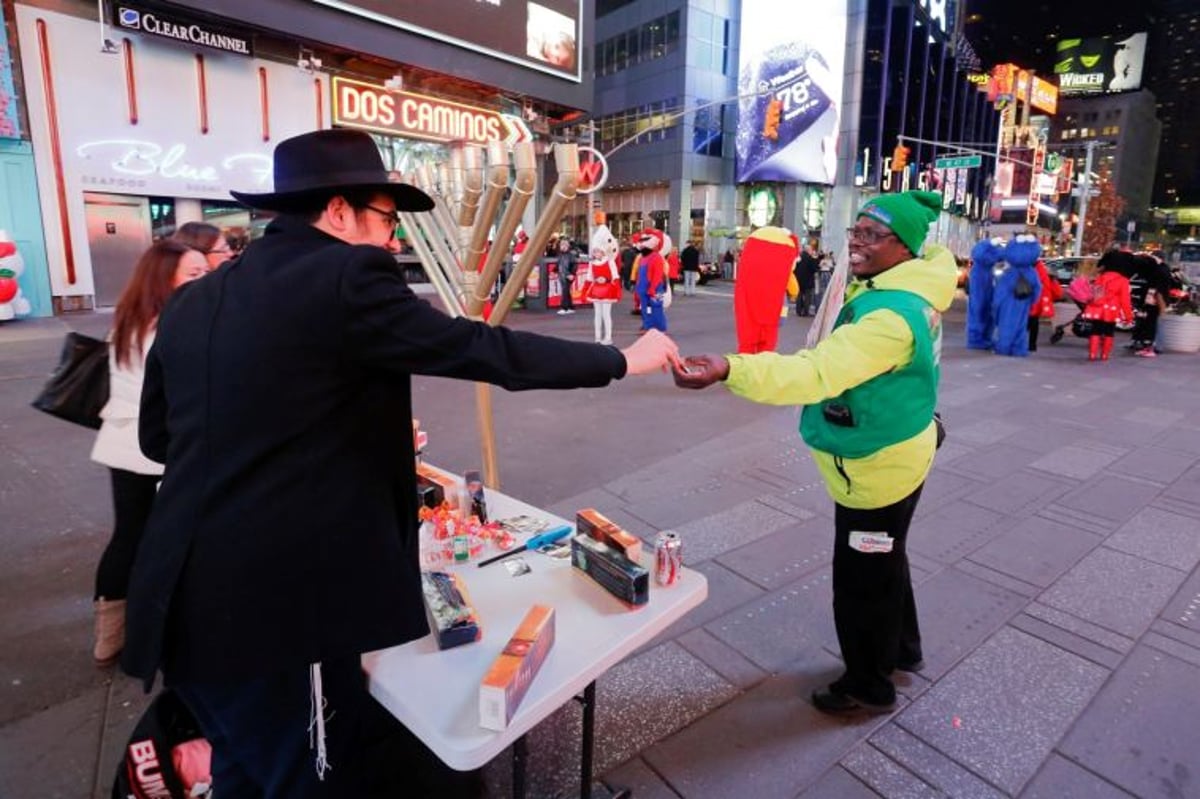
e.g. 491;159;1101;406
934;154;982;170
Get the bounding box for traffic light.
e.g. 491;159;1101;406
892;144;910;172
763;98;783;140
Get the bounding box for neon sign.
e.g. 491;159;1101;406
575;145;608;195
75;139;272;186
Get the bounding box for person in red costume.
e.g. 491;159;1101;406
733;226;800;353
634;228;669;332
1081;250;1134;362
1027;258;1062;352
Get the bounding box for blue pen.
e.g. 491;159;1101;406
477;524;573;567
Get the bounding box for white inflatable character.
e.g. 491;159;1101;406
0;231;32;322
586;224;622;344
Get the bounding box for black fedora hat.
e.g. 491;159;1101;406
230;129;434;213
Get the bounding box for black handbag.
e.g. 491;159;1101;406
31;332;110;429
1014;274;1035;299
1071;317;1095;338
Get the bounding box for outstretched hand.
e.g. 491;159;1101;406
620;330;680;376
670;354;729;389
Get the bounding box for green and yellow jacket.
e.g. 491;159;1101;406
724;244;957;509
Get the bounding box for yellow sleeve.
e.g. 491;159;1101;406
724;309;914;405
786;273;799;300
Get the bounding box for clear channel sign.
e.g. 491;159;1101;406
934;154;982;170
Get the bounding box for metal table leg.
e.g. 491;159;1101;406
512;734;528;799
577;681;596;799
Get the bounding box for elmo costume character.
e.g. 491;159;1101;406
733;226;800;353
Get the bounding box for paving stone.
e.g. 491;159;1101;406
795;766;881;798
1024;601;1134;653
841;743;939;798
545;486;630;524
1119;406;1184;427
1150;618;1200;653
1008;613;1124;669
1142;630;1200;669
706;568;835;673
897;627;1108;796
1028;444;1124;480
756;492;824;522
95;676;154;799
1108;447;1199;485
965;515;1102;587
1035;503;1115;536
656;500;800;564
962;471;1074;516
602;757;681;799
998;420;1098;455
1091;419;1183;449
1078;376;1131;393
1154;425;1200;455
516;641;739;799
639;560;766;650
909;501;1006;565
953;559;1042;599
1105;507;1200;572
910;469;984;517
909;567;1028;680
643;656;892;799
716;516;832;589
1020;753;1138;798
1039;388;1107;409
1054;475;1164;525
954;418;1025;446
0;685;104;799
675;628;768;690
951;442;1042;482
1158;567;1200;634
1038;547;1187;639
869;725;1007;799
623;480;775;532
928;438;974;466
1059;645;1200;799
1163;462;1200;508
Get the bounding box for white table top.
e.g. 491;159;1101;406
364;486;707;771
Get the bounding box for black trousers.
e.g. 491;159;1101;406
831;485;924;705
172;656;481;798
1027;316;1041;351
559;275;574;310
1131;304;1160;347
95;468;159;600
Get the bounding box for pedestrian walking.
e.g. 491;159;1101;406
89;240;208;665
120;129;680;798
672;191;954;715
794;243;819;316
680;240;701;296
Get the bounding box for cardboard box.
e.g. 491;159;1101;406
576;508;642;562
421;571;481;650
570;534;649;607
417;463;460;509
479;605;556;731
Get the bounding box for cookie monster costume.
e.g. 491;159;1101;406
966;237;1004;350
991;234;1042;357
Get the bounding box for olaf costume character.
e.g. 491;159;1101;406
586;225;622;344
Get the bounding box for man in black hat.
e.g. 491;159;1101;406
121;129;679;797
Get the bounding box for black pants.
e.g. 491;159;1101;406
559;275;574;310
95;468;159;600
1131;304;1160;347
172;656;481;798
1027;316;1041;351
831;485;924;706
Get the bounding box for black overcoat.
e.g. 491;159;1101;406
122;217;626;686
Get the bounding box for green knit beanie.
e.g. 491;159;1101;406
857;191;942;256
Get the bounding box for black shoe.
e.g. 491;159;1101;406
895;658;925;673
811;688;895;715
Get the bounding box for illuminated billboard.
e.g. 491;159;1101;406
1054;33;1146;95
311;0;582;82
735;0;846;184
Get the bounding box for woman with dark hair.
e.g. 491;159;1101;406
88;240;207;664
173;221;234;271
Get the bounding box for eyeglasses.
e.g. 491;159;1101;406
846;226;897;245
207;246;232;256
364;204;402;229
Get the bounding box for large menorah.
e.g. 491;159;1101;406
401;141;582;488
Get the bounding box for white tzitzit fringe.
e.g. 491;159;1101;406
308;662;331;780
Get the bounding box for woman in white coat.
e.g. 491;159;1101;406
90;239;207;664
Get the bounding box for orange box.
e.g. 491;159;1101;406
416;462;460;509
576;508;642;563
479;605;555;731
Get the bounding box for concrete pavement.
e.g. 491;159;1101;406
2;284;1199;798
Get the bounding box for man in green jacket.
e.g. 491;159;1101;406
673;191;955;714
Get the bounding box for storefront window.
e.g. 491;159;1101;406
149;196;176;240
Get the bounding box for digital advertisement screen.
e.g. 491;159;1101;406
735;0;846;184
1054;33;1147;95
311;0;582;82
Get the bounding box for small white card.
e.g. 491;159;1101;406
848;531;894;554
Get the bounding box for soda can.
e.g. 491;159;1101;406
654;531;682;587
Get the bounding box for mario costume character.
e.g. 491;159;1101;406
672;190;955;715
634;228;668;332
585;224;622;344
733;226;800;353
992;235;1042;357
966;237;1004;349
0;233;32;322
